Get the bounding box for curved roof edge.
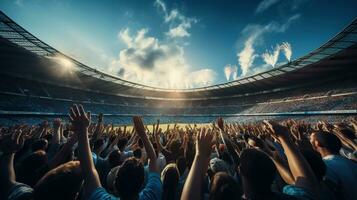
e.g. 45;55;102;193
0;11;356;92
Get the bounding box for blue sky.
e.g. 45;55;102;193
1;0;357;88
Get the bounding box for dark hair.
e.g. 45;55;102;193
239;149;276;193
17;150;48;187
302;150;326;182
185;141;195;169
93;139;105;151
133;148;142;159
115;157;145;199
138;139;144;148
43;134;52;142
108;150;122;168
33;161;83;200
176;156;187;176
31;139;48;152
314;132;342;154
168;140;181;154
209;172;241;200
117;138;128;151
109;134;116;144
161;164;180;200
220;151;233;166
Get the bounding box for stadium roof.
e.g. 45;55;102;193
0;11;357;99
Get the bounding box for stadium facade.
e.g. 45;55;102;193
0;11;356;124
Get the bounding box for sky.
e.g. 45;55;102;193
1;0;357;89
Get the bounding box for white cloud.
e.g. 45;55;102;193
155;0;197;38
166;21;191;38
103;0;207;89
165;9;179;23
118;28;133;47
255;0;281;14
238;37;258;76
184;69;217;88
111;28;216;89
274;14;301;32
236;14;300;78
255;0;308;14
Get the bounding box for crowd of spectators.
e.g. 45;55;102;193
0;74;357;119
1;104;356;200
1;90;356;119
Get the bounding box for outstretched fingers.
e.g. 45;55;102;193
69;106;77;121
78;104;86;117
87;111;91;122
73;104;81;117
133;116;145;134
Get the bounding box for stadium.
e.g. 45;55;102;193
0;1;357;200
0;11;356;125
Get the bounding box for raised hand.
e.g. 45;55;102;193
40;120;49;129
263;120;290;139
70;104;100;199
53;118;62;129
69;104;91;135
0;129;25;154
97;113;103;123
133;116;158;172
154;125;161;137
217;117;224;131
155;119;160;134
181;127;213;200
196;127;214;158
133;116;146;138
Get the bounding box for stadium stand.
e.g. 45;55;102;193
1;11;357;125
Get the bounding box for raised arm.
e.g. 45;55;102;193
133;116;158;172
47;118;63;160
32;123;46;139
52;118;61;145
216;118;240;165
92;113;104;141
69;104;101;199
107;128;122;151
181;127;213;200
253;135;295;185
333;127;357;151
0;130;25;193
154;120;164;153
48;134;78;169
264;120;318;192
